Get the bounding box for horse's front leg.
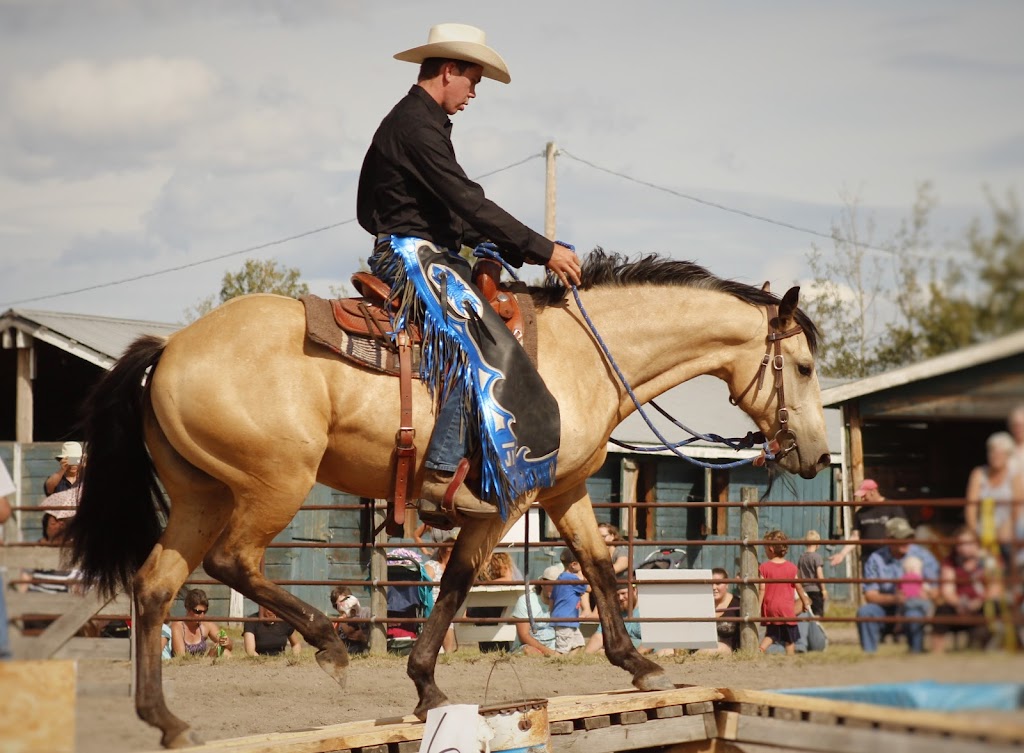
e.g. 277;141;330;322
543;484;673;692
408;514;509;717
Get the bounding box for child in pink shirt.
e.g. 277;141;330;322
758;530;812;655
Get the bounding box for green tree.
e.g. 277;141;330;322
970;190;1024;337
872;184;979;369
806;185;1023;378
183;258;309;322
803;193;885;379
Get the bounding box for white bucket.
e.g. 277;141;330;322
478;699;550;753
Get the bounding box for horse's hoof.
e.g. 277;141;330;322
634;671;674;692
315;646;350;688
163;729;201;749
413;689;450;720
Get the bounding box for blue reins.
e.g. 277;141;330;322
474;243;774;470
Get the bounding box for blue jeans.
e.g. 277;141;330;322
0;571;10;660
424;382;468;473
857;598;930;653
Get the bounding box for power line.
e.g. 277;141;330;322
559;149;975;262
1;153;544;308
3;219;357;307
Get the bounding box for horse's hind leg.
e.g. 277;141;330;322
202;489;350;685
408;513;510;717
543;484;673;692
133;482;234;748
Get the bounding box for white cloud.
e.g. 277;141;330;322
0;2;1021;323
10;57;218;139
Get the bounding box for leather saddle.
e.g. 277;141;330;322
331;258;532;356
300;258;537;537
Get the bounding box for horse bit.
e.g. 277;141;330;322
728;301;804;462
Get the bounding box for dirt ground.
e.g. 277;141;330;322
75;628;1024;753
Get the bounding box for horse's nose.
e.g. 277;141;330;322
816;453;830;471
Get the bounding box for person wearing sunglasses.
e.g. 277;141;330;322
171;588;233;658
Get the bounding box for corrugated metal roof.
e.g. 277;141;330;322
609;375;843;456
0;308;179;369
820;328;1024;407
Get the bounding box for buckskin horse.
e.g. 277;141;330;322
68;250;830;748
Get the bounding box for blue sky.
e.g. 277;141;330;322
0;1;1021;323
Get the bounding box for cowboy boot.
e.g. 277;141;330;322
419;459;498;520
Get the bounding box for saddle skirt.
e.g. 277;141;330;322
300;259;538;376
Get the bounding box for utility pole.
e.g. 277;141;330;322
544;141;557;240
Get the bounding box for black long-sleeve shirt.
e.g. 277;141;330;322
357;86;552;267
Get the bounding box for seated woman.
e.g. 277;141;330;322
510;566;560;656
170;588;233;658
243;605;302;656
931;527;1002;653
695;567;740;655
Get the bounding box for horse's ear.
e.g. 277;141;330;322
761;281;771;293
778;286;800;328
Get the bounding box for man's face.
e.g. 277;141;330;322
616;587;634;612
442;63;483;115
855;488;879;504
890;540;911;559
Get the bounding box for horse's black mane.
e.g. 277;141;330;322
530;248;819;353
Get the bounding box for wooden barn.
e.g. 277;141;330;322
820;328;1024;529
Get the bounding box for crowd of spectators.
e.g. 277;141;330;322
4;404;1022;661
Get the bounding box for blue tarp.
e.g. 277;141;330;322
777;681;1024;712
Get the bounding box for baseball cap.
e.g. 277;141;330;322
854;479;879;496
885;517;914;540
541;565;563;580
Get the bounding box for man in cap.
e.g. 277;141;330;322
44;441;84;497
829;479;908;572
358;23;581;525
855;516;938;653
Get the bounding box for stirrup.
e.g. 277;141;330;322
416;502;460;531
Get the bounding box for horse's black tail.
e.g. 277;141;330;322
67;335;168;599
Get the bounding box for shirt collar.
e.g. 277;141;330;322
408;85;451;130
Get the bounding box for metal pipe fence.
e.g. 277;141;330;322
6;494;1022;653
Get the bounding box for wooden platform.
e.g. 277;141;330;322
178;683;1024;753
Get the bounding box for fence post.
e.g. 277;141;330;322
739;486;759;652
369;500;388;654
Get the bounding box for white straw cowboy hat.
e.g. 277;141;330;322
55;441;83;461
394;23;511;84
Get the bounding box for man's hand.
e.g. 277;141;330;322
546;243;581;287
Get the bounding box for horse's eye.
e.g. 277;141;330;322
798;364;813;377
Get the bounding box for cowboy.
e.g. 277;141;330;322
357;24;581;522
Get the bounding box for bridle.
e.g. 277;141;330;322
728;301;804;462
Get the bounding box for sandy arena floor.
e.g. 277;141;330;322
75;629;1024;753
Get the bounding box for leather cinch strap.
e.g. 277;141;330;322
389;330;416;535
